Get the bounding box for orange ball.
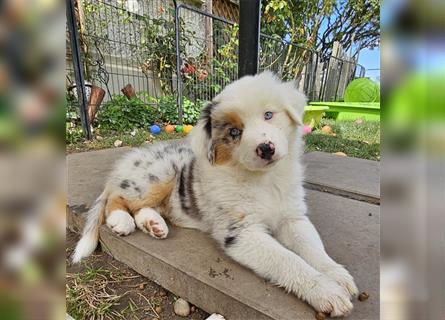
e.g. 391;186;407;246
165;125;175;133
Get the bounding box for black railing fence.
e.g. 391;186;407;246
66;0;365;138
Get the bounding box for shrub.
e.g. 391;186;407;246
156;95;204;125
69;92;205;138
96;95;157;132
182;98;203;125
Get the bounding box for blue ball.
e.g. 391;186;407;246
150;125;161;135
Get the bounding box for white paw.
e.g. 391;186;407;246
106;210;136;236
305;275;353;317
325;265;359;298
135;208;169;239
205;314;226;320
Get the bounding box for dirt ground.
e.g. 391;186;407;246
66;230;208;320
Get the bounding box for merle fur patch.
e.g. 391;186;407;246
224;236;236;247
154;151;163;160
201;102;216;139
120;179;130;189
178;158;202;219
148;174;160;183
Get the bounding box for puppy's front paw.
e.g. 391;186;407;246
305;275;353;317
325;266;359;298
106;210;136;236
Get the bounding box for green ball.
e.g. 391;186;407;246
344;78;380;103
175;125;184;132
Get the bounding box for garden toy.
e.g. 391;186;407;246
150;124;161;135
175;125;184;133
165;125;175;133
344;78;380;103
303;105;329;128
309;101;380;121
309;78;380;121
184;125;193;134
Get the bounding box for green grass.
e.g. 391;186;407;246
304;119;380;161
66;128;186;153
67;119;380;161
66;264;123;319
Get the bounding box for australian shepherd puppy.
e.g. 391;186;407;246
73;71;358;317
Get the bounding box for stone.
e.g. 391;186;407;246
333;151;347;157
113;139;123;147
174;298;190;317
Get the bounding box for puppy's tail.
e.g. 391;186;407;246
72;189;109;263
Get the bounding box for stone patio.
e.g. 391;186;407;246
67;148;380;320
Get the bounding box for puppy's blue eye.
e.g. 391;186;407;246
229;128;241;137
264;111;274;120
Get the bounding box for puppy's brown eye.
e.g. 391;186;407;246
264;111;274;120
229;128;241;138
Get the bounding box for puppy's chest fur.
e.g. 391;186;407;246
199;159;301;224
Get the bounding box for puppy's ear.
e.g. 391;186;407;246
283;81;307;126
188;102;216;164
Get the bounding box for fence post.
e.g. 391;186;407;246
174;4;183;125
66;0;92;139
334;60;344;101
238;0;261;78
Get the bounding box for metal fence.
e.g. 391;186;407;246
174;4;366;114
66;0;177;100
175;4;238;119
67;0;366;139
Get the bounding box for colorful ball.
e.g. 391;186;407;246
183;125;193;134
165;125;175;133
175;125;184;133
150;124;161;135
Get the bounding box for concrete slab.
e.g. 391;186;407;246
67;148;380;320
67;147;131;211
68;148;380;207
303;151;380;203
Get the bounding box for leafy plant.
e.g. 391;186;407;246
156;95;203;125
182;98;203;125
96;95;157;132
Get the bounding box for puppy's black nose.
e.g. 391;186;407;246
256;142;275;160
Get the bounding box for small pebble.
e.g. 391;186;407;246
138;283;145;290
333;151;347;157
190;305;196;312
155;306;162;314
159;289;167;297
96;135;103;140
358;291;370;301
113;139;123;147
315;311;326;320
174;298;190;317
